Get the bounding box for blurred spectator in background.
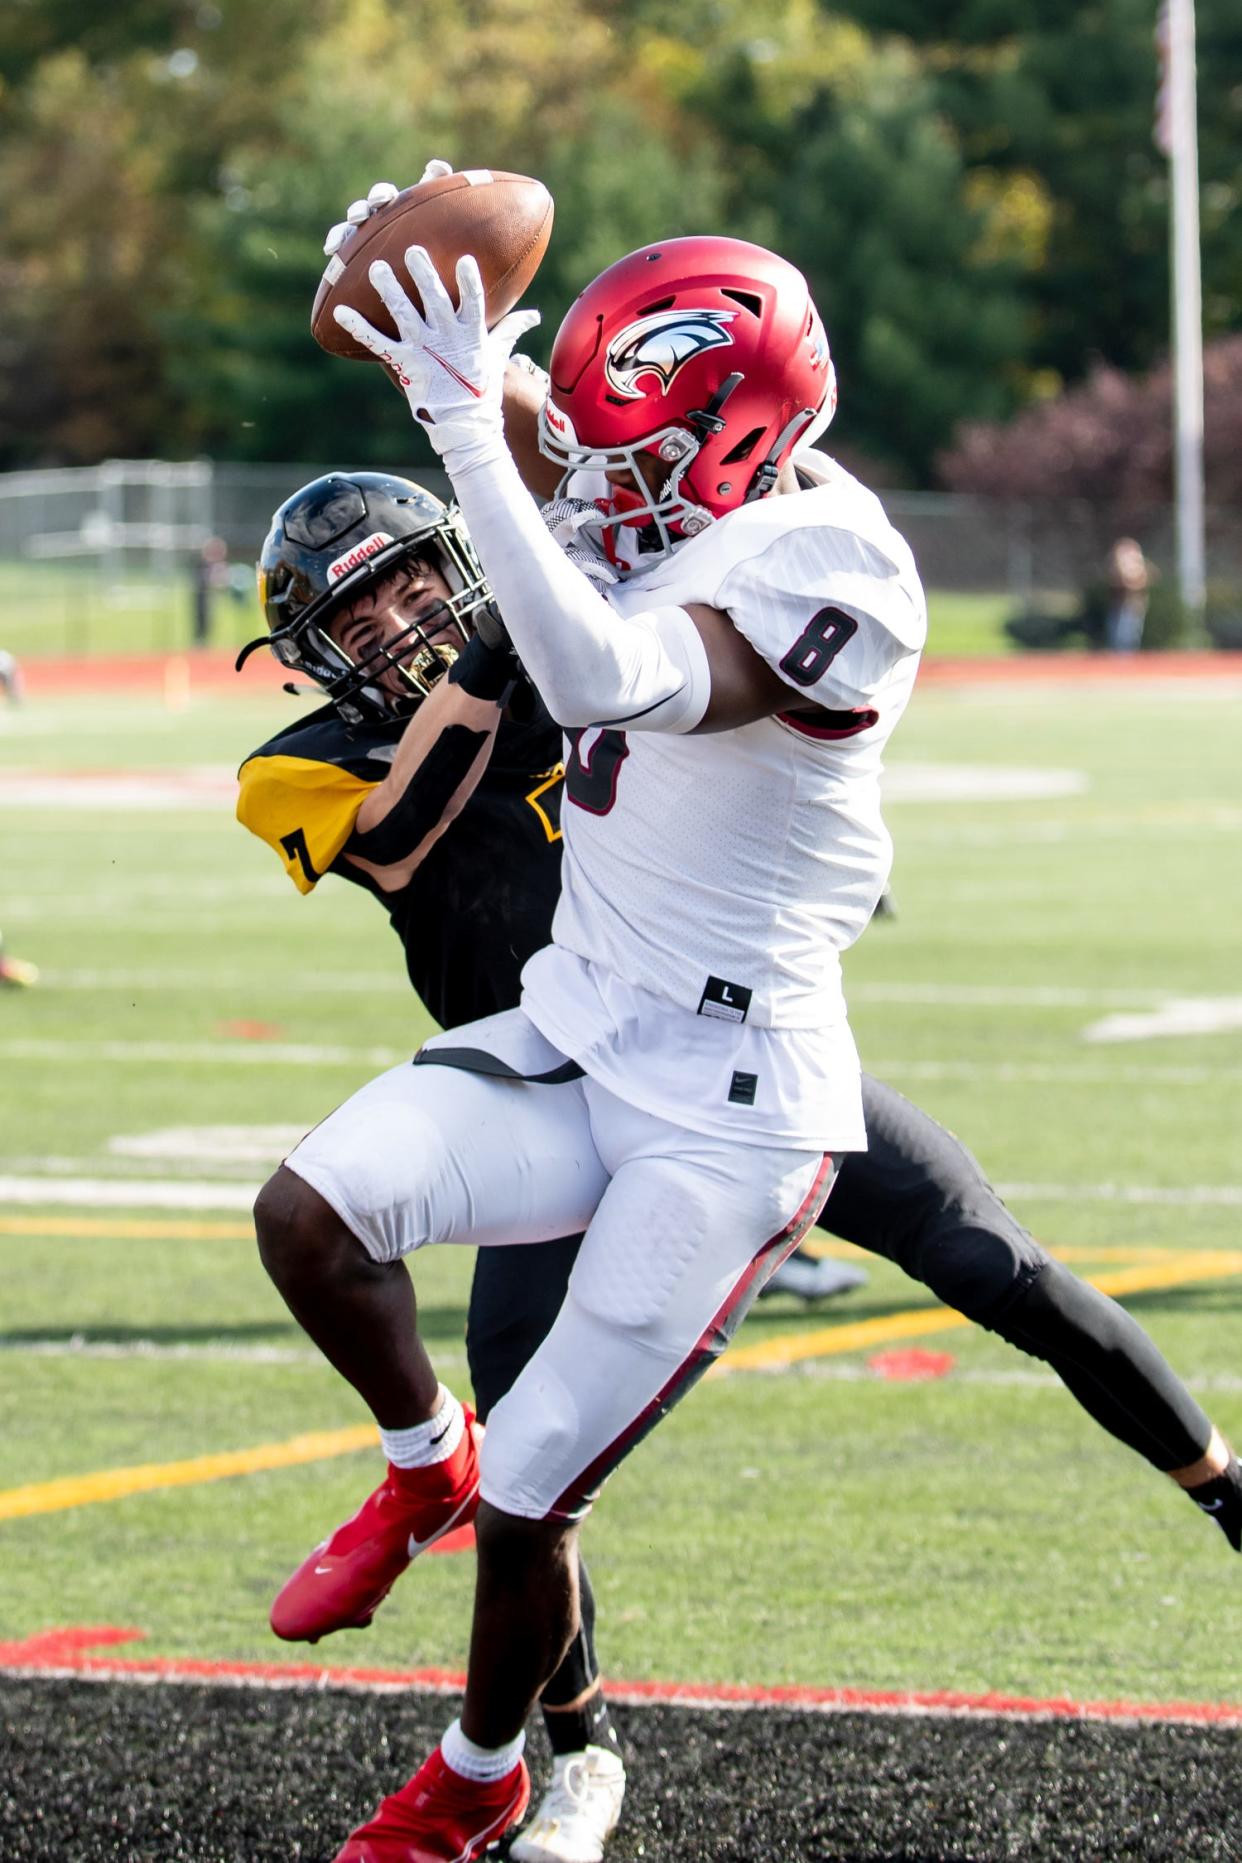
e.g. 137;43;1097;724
1105;537;1153;654
192;536;232;646
0;649;24;704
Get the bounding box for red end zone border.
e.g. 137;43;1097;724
19;647;1242;699
3;1627;1240;1729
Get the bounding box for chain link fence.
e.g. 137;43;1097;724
1;459;1238;658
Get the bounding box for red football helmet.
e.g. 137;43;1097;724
538;235;837;560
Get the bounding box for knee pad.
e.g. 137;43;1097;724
990;1256;1132;1358
907;1212;1048;1327
480;1359;588;1521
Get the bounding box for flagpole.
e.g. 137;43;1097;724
1162;0;1206;616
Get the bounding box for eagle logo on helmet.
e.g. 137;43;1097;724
604;310;736;401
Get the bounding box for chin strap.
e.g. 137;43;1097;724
745;406;816;503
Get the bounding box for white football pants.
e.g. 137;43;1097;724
285;1008;835;1520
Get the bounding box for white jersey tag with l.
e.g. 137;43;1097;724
697;975;752;1024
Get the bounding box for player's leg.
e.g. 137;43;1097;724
465;1099;834;1746
468;1242;625;1861
332;1100;834;1861
823;1075;1240;1544
253;1010;610;1642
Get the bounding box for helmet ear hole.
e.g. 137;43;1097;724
719;426;764;466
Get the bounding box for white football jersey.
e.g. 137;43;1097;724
542;465;924;1024
519;462;924;1150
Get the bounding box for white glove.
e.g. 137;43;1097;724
323;160;454;257
333;245;540;471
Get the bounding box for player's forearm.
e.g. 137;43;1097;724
501;359;561;500
345;677;501;888
449;446;710;733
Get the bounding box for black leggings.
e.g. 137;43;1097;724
464;1074;1214;1695
819;1076;1211;1471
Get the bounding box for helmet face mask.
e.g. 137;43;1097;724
538;237;837;567
238;473;497;722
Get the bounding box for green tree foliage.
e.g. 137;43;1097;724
663;25;1031;478
940;333;1242;523
0;0;1236;485
820;0;1242;397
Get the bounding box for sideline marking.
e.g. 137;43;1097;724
0;1626;1239;1728
716;1252;1242;1376
0;1425;378;1522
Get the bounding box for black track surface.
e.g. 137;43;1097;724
2;1675;1239;1861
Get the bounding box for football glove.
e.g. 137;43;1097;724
333;245;540;472
323;160;453;257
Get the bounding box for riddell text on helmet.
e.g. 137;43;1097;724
327;532;395;582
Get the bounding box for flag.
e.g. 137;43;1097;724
1154;0;1173;156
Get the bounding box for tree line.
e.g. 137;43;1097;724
1;0;1238;493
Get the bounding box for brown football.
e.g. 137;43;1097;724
311;168;554;378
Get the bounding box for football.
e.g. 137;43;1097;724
311;168;554;373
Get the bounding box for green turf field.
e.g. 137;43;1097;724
1;671;1240;1707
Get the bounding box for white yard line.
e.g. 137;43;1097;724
0;1337;1232;1398
1084;999;1242;1043
0;1176;260;1210
882;763;1088;803
995;1182;1242;1207
0;1336;470;1371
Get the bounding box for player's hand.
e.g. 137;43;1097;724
322;161;453;257
333;244;540;470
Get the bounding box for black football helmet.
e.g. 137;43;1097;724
236;472;497;721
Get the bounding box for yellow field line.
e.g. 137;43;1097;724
0;1424;378;1521
5;1254;1242;1521
0;1216;254;1240
716;1251;1242;1376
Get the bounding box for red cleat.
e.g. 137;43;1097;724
334;1746;530;1863
270;1409;481;1643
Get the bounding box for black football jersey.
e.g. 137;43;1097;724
237;699;564;1029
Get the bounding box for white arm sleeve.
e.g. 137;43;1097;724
448;447;711;733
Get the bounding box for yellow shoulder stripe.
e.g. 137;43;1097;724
236;754;378;894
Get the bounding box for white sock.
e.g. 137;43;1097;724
441;1716;525;1782
380;1386;465;1469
